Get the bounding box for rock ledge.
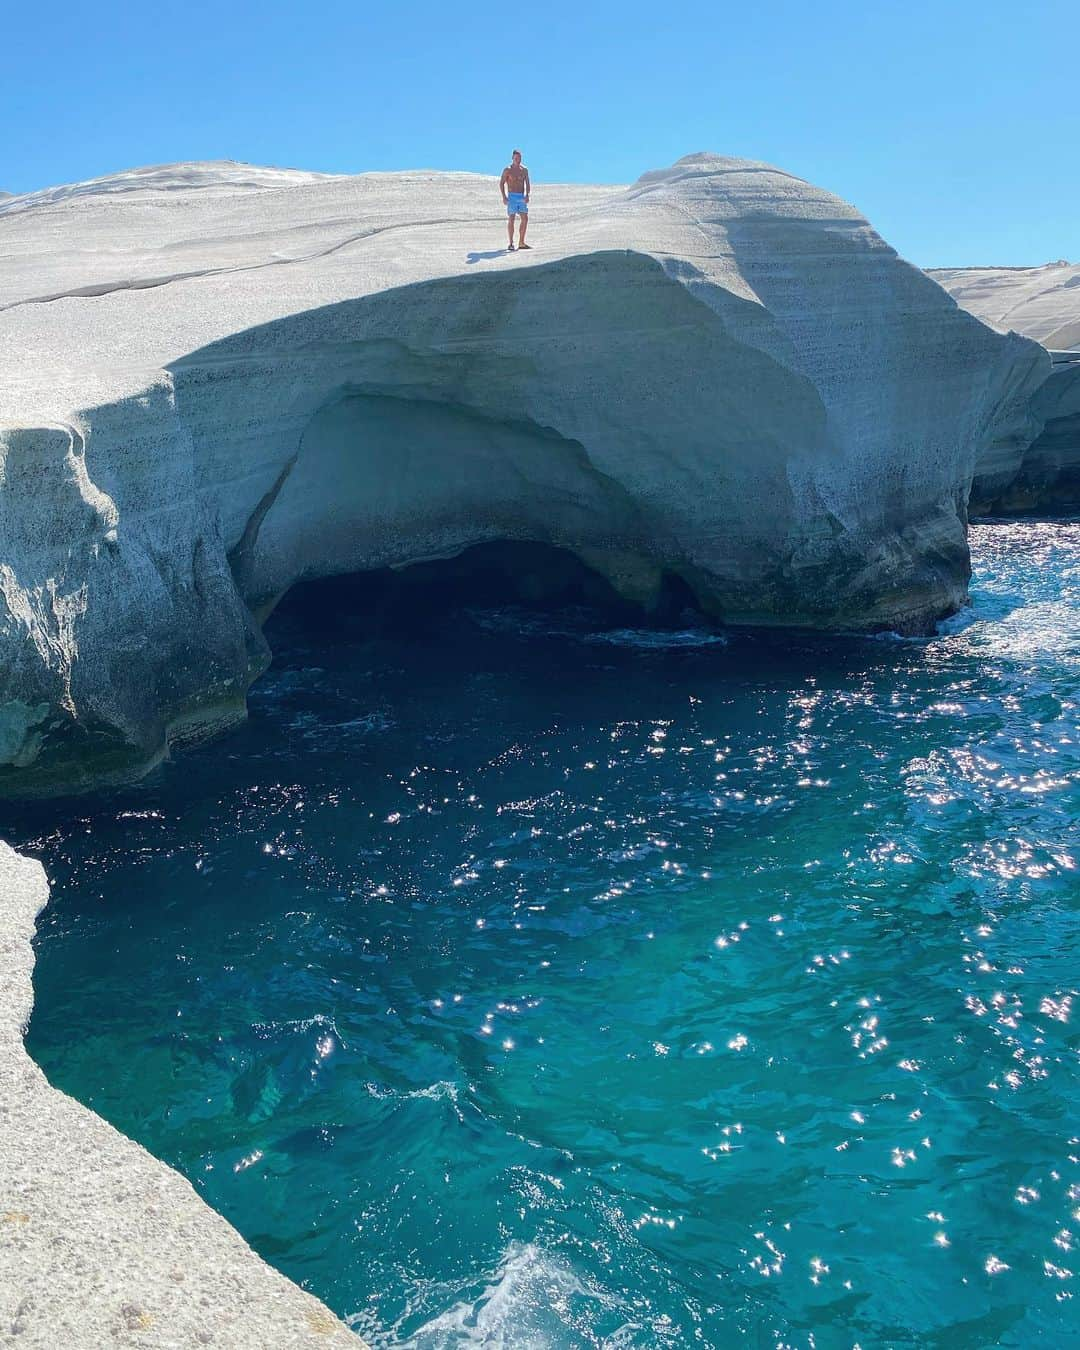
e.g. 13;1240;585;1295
0;154;1049;794
0;842;358;1348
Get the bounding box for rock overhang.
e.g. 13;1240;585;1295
0;154;1051;795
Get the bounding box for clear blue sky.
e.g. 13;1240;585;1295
3;0;1075;267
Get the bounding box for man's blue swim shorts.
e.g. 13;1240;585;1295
507;191;528;216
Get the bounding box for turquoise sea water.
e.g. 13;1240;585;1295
13;522;1080;1348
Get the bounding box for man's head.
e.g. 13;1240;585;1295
511;150;522;164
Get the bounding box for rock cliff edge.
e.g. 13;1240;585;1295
0;154;1049;795
931;261;1080;514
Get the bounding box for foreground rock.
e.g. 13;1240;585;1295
0;843;358;1347
931;262;1080;513
0;154;1048;795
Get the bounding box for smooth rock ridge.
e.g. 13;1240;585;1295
0;160;348;216
0;842;359;1347
930;261;1080;513
0;153;1049;795
929;260;1080;351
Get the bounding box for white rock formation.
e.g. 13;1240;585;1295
0;843;357;1347
0;154;1049;794
930;261;1080;513
0;160;345;217
930;260;1080;351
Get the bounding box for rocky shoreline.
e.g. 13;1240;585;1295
0;842;358;1347
0;154;1076;1346
0;152;1053;797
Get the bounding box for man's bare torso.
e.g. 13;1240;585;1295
501;163;528;193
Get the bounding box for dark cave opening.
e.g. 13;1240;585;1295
268;540;706;640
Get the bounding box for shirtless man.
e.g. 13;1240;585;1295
500;150;531;251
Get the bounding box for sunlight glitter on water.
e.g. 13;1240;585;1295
14;521;1080;1348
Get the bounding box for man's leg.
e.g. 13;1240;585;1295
518;211;528;247
507;211;516;247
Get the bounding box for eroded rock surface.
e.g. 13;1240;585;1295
0;154;1049;794
931;262;1080;514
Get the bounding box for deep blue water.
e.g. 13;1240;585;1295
12;522;1080;1348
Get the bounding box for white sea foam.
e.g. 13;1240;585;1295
383;1241;610;1348
363;1080;464;1116
584;628;727;650
933;601;1080;665
285;709;395;740
466;606;726;650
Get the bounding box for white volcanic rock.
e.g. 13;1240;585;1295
930;261;1080;351
0;153;1048;794
0;159;346;217
930;261;1080;512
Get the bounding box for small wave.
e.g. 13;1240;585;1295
250;666;327;699
251;1011;340;1037
335;712;396;733
936;601;1080;664
465;607;584;639
933;605;982;637
584;628;726;650
466;606;725;650
365;1079;461;1105
286;709;395;740
393;1242;590;1349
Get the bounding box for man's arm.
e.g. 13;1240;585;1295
523;167;531;201
499;168;509;203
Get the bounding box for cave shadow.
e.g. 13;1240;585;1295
466;249;511;263
268;540;681;642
